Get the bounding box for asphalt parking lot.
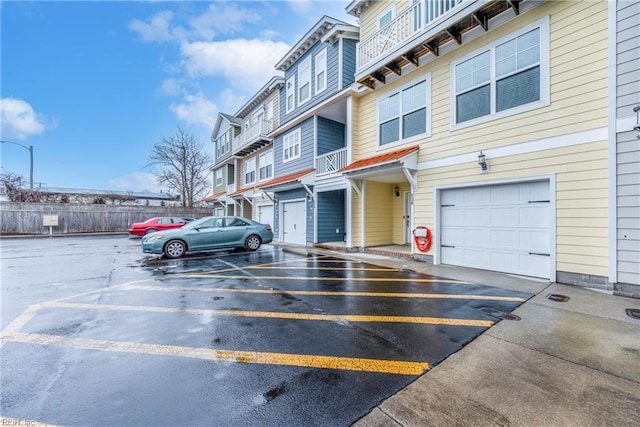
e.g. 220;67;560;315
1;236;531;426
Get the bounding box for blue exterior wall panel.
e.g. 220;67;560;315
317;117;345;156
342;39;357;89
273;118;315;177
317;189;345;243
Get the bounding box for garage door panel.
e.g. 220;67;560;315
463;208;490;226
440;181;552;279
283;201;306;245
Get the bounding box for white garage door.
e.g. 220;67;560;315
440;181;552;279
257;204;274;226
282;200;306;245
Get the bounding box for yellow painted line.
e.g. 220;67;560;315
181;274;470;284
42;301;494;327
1;332;430;375
123;284;526;302
196;256;336;274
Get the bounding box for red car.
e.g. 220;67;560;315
128;217;194;236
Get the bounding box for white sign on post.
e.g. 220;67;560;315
43;214;59;235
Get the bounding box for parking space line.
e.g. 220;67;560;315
241;266;401;272
1;332;430;375
180;274;470;284
122;284;526;302
41;301;494;327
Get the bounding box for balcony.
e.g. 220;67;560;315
226;183;236;194
355;0;521;87
232;119;275;156
316;148;348;176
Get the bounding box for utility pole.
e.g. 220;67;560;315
0;140;34;189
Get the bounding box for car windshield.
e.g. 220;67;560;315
182;217;213;230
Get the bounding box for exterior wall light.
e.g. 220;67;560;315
478;151;488;172
394;185;400;198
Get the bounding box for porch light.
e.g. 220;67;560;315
478;151;488;172
394;185;400;198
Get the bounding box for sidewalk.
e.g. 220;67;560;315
281;244;640;427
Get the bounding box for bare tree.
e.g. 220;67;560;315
146;126;212;207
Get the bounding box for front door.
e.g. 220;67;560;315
282;200;306;245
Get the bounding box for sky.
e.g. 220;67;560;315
0;0;357;192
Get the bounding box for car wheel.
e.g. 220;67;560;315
144;228;157;235
164;240;186;258
244;235;261;251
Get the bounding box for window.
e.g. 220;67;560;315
286;76;295;113
245;157;256;184
298;56;311;105
259;150;273;181
283;129;301;162
215;169;223;186
378;78;429;146
226;218;249;227
454;23;545;126
314;49;327;95
378;8;393;29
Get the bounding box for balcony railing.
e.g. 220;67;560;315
232;118;275;154
226;183;236;194
316;148;348;176
357;0;465;71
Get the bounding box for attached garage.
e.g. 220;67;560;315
438;180;553;279
257;204;274;227
282;200;306;245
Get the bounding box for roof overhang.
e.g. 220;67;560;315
202;191;227;203
341;146;419;193
275;16;350;72
257;169;316;195
234;76;285;118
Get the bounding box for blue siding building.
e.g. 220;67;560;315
257;16;359;246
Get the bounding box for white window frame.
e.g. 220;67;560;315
245;157;256;185
215;169;223;186
259;150;273;181
297;56;312;106
282;129;301;163
378;6;394;29
314;48;327;95
451;16;550;130
286;76;295;114
377;74;431;149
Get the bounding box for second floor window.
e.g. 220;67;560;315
315;49;327;95
259;150;273;181
245;157;256;185
298;56;311;105
286;76;295;113
283;129;301;162
454;22;545;126
378;78;429;146
215;169;223;186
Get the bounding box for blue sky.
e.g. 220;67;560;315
0;0;356;192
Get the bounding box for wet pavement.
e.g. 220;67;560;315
1;236;531;426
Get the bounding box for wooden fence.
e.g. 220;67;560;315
0;202;213;235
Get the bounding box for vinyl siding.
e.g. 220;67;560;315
279;40;341;125
351;1;610;277
317;117;345;156
317;189;346;243
238;91;281;132
273;118;315;177
364;181;394;246
342;39;357;89
616;0;640;286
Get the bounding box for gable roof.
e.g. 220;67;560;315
275;16;356;72
211;112;241;141
234;76;285;118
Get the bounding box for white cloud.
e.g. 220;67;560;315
0;98;48;140
108;171;164;192
287;0;313;15
128;10;187;43
169;92;218;128
189;3;261;40
159;78;185;97
180;39;289;92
